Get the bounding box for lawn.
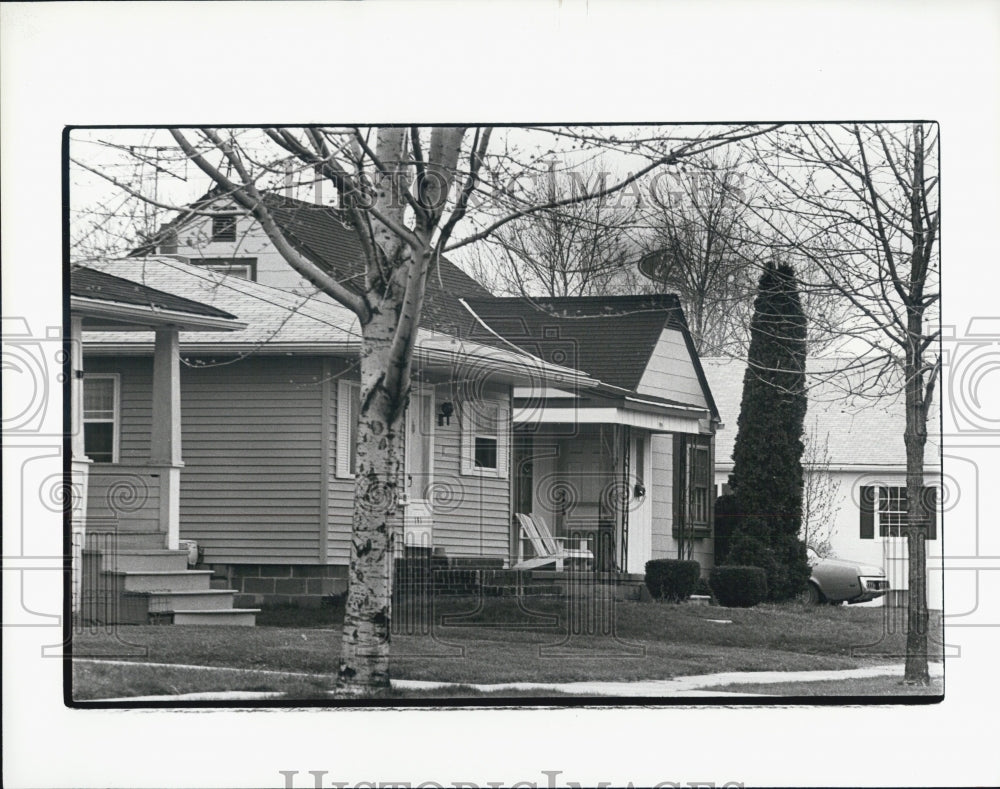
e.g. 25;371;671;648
72;596;944;701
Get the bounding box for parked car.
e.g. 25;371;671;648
801;547;890;605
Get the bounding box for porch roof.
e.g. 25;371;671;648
71;266;246;332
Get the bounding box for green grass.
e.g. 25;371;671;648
699;675;944;697
72;597;944;700
72;660;334;700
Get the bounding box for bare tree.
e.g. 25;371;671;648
801;421;841;558
73;124;778;692
637;156;758;355
466;160;646;297
746;123;940;684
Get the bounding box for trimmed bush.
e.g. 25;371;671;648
644;559;701;602
709;565;768;608
726;532;811;602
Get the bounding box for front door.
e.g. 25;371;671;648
404;390;434;547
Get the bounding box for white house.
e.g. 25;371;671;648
702;357;943;609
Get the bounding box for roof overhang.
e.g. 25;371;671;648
513;405;709;434
72;296;246;332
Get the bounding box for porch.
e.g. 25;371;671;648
511;401;716;575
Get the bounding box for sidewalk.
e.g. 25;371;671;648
80;660;942;702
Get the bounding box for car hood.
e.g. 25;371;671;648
817;557;886;576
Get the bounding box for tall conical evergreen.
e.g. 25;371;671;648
724;259;810;600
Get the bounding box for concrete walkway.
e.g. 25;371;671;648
76;659;942;703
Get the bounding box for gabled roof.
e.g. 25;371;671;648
133;191;492;334
701;357;941;469
463;294;719;417
464;294;685;389
72;266;238;320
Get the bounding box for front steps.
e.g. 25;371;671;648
81;530;257;627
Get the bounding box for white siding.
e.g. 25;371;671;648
432;383;512;558
168;208;316;293
636;328;708;407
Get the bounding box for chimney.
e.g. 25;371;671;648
314;164;323;205
284;161;293;198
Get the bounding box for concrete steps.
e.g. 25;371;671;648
107;569;213;593
153;609;259;626
81;533;255;627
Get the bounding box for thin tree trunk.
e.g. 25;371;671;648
903;319;930;684
338;308;406;691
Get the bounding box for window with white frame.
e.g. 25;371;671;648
83;374;119;463
335;380;361;478
461;400;509;478
474;404;499;470
860;484;938;539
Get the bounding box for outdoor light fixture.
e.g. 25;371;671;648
438;401;454;427
633;481;647;500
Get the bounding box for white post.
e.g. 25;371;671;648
150;329;183;549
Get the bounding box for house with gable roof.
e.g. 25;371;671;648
702;356;943;609
74;193;723;618
464;295;721;574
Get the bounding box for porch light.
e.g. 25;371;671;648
437;401;454;427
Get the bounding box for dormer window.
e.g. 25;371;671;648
211;214;238;242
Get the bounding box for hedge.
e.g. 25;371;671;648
644;559;701;602
709;565;768;608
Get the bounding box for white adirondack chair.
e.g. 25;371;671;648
513;513;593;571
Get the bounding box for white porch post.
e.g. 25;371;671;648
70;316;91;613
150;329;183;549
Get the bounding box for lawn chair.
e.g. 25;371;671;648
513;513;593;571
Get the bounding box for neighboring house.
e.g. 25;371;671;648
702;357;943;609
464;295;721;574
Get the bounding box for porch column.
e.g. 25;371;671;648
70;315;90;613
150;328;183;549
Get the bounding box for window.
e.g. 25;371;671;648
336;380;361;478
688;441;711;527
860;485;937;539
673;434;712;537
193;257;256;280
461;399;509;478
473;404;499;470
211;214;238;242
83;374;119;463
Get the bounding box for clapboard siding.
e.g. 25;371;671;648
636;328;708;407
86;353;514;567
325;375;512;563
87;465;162;530
180;356;324;563
432;383;511;558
